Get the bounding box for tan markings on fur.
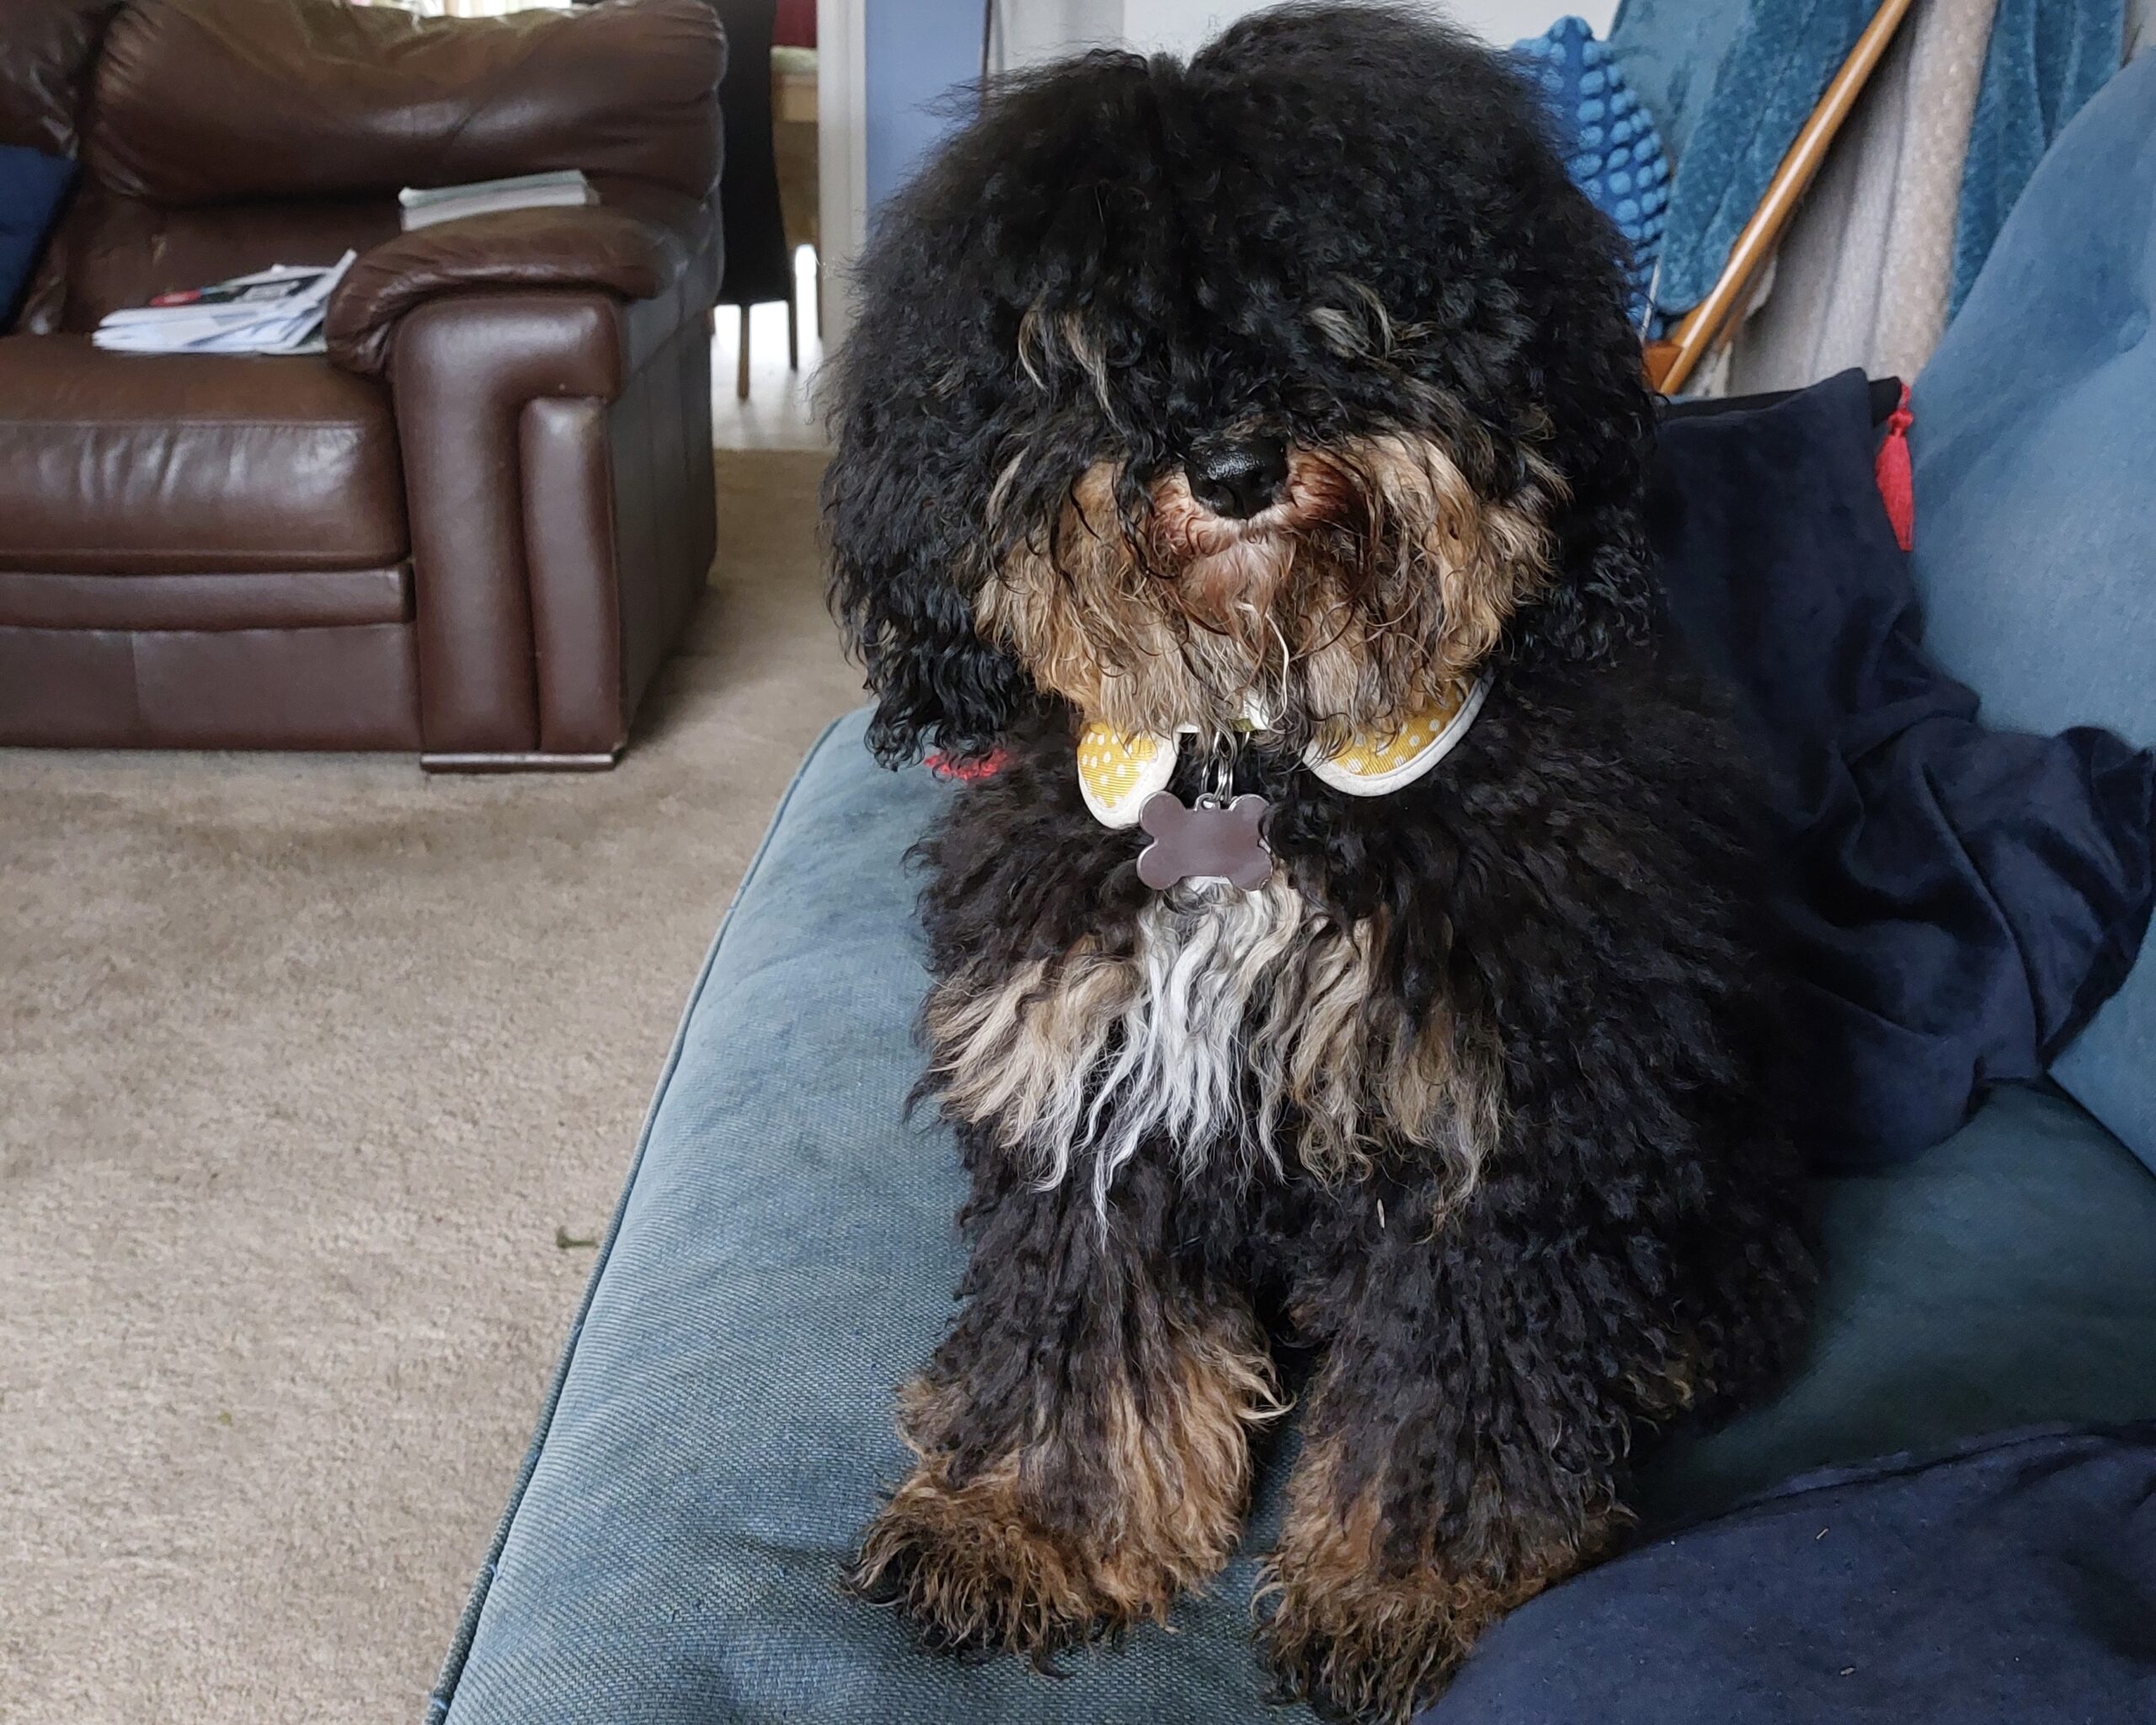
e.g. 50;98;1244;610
1014;300;1114;414
1625;1335;1709;1423
1015;302;1049;391
1310;280;1422;360
925;879;1503;1204
974;432;1558;750
1058;312;1115;415
1260;1434;1625;1724
1310;306;1369;359
853;1309;1283;1649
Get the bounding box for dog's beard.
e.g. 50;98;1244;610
975;433;1559;749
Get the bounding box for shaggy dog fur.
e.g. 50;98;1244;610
825;8;1817;1717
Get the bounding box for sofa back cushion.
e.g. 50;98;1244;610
40;0;723;330
83;0;725;208
0;0;120;157
0;0;119;332
1909;51;2156;1168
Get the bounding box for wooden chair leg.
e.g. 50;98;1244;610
787;284;800;372
736;305;750;401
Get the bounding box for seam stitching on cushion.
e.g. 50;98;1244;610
424;708;858;1722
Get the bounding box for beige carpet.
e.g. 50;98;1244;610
0;451;862;1723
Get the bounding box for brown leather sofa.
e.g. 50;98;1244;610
0;0;725;768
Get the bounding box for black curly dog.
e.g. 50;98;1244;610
825;8;1815;1718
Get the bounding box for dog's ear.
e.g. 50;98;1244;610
823;397;1034;769
1526;504;1660;666
1515;307;1663;668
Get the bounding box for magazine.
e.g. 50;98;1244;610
398;170;595;232
93;253;357;355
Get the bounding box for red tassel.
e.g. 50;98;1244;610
1874;382;1915;553
926;747;1009;782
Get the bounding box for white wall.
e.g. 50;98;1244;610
817;0;870;357
1001;0;1122;68
827;0;1620;357
1002;0;1618;67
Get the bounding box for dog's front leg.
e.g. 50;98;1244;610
851;1149;1279;1661
1261;1201;1635;1722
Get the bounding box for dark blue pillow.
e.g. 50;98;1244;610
1647;369;2156;1171
0;143;77;328
1429;1423;2156;1725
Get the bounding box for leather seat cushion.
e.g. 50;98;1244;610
0;334;408;578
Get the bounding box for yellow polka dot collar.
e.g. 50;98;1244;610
1075;676;1488;828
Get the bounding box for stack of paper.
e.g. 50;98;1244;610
398;171;595;232
93;253;357;355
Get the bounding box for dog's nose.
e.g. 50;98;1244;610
1185;436;1289;520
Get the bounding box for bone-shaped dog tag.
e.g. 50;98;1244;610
1135;792;1273;891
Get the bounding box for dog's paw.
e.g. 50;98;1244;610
1257;1562;1494;1724
846;1466;1164;1666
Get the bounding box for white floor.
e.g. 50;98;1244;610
711;245;829;451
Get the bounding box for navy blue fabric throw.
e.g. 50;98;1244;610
1423;1423;2156;1724
1646;369;2156;1170
0;143;76;327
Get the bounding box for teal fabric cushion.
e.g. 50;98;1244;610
1910;51;2156;1170
1635;1082;2156;1525
431;712;2156;1724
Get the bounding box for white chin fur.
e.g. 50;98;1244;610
926;876;1496;1218
1069;879;1307;1210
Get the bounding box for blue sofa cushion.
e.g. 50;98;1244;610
431;713;2156;1725
1912;50;2156;1170
0;143;75;327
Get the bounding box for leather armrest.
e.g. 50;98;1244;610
385;285;713;757
326;206;692;377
